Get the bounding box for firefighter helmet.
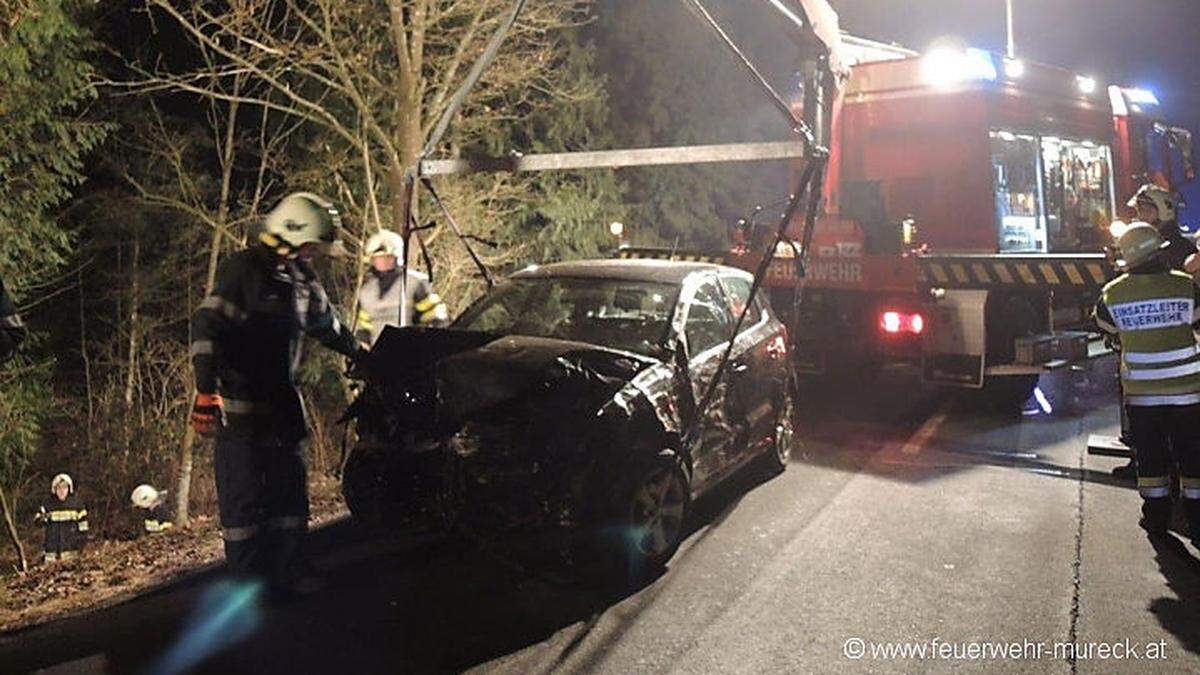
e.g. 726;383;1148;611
263;192;343;250
50;473;73;494
364;230;404;259
131;484;161;509
1127;184;1177;223
1116;222;1170;269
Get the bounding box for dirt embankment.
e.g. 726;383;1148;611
0;476;347;633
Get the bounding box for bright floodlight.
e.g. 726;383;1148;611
609;221;624;237
1004;58;1025;79
1077;76;1097;94
1124;87;1160;106
922;47;997;88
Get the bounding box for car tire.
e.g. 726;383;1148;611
763;384;797;475
342;439;390;527
598;451;691;581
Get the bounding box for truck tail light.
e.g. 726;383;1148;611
880;311;925;336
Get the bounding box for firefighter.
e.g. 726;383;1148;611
1128;184;1196;271
1094;223;1200;544
190;191;366;595
131;484;173;534
0;274;26;363
355;229;449;346
37;474;88;563
1111;186;1200;478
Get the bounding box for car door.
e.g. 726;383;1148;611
717;273;778;456
680;273;742;492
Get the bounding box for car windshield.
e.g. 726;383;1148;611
454;277;680;357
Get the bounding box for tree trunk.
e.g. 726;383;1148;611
175;95;240;526
0;483;28;573
174;424;195;526
124;234;141;447
79;268;94;441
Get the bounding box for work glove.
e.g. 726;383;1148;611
192;393;225;437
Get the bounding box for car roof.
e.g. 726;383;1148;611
509;258;746;285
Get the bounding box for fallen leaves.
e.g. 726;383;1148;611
0;477;348;633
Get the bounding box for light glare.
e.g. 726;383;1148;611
922;47;997;88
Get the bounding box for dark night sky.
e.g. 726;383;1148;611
830;0;1200;131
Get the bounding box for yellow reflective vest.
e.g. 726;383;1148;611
356;269;448;345
1095;270;1200;406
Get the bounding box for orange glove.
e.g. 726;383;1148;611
192;393;224;437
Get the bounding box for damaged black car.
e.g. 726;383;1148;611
342;258;797;573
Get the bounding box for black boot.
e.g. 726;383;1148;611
1141;498;1172;536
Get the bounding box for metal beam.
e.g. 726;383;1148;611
419;141;807;176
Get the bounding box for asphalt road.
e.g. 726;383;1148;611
5;357;1200;674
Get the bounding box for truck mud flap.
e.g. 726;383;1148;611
922;289;987;388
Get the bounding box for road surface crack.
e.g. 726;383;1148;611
1067;425;1085;674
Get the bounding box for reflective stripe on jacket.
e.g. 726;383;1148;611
190;246;358;441
1095;270;1200;405
42;495;88;555
356;269;448;345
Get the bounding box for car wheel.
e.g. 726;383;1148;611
764;386;796;474
602;452;690;578
342;439;389;526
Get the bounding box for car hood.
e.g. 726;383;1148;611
367;327;661;428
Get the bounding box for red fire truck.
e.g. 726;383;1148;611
624;36;1198;408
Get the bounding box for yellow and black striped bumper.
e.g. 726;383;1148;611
918;255;1114;289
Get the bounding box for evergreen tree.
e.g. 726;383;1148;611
0;0;108;278
0;0;108;571
594;0;795;249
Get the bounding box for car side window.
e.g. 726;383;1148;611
719;275;762;331
685;278;732;357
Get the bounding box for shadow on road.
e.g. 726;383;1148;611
1148;533;1200;657
1;454;779;674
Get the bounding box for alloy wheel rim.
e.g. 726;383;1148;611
775;394;795;465
630;467;686;557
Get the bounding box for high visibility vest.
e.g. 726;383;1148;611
356;270;446;344
1102;270;1200;405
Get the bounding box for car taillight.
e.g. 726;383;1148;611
880;311;924;335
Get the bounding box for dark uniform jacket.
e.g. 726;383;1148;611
1159;221;1195;272
191;245;359;442
41;495;88;555
0;276;26;363
142;504;173;533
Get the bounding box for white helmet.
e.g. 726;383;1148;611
1128;184;1177;222
51;473;73;494
263;192;343;250
131;484;162;509
364;230;405;259
1115;222;1170;269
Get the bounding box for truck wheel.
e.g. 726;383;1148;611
987;296;1043;360
979;374;1039;412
